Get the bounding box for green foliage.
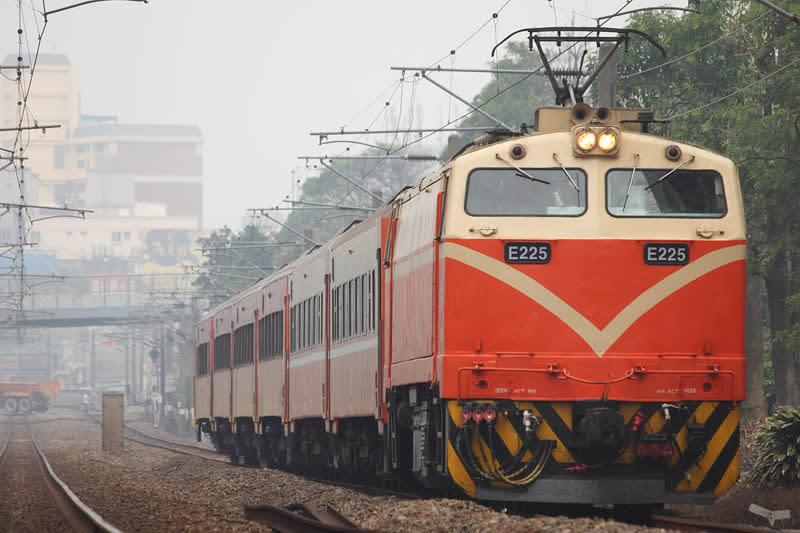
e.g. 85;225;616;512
747;406;800;488
617;0;800;405
270;153;434;267
8;509;22;533
442;42;551;159
193;224;276;305
762;329;776;409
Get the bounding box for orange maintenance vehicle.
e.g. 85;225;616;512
1;380;60;414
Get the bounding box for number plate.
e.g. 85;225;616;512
643;243;689;266
504;242;551;264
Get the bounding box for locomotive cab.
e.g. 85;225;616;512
434;103;746;504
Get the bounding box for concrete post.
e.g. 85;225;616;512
102;392;124;453
90;328;96;390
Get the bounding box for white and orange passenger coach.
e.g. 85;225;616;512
195;104;745;507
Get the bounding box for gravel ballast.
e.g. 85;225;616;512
28;408;676;532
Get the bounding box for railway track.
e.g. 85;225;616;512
0;416;120;532
83;410;239;467
73;411;777;532
650;513;773;533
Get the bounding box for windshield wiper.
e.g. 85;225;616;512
644;155;695;191
552;153;580;193
622;154;640;212
495;153;551;185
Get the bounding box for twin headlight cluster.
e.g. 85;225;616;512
573;126;620;155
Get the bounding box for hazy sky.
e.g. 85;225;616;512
0;0;670;231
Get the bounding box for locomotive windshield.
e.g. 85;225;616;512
606;169;726;217
465;168;587;216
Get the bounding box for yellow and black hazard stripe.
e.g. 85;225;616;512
445;399;740;501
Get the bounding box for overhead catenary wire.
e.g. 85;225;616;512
662;54;800;121
619;10;771;81
385;0;637;156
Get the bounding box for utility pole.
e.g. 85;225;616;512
597;43;617;108
124;326;130;400
160;326;166;419
90;328;96;390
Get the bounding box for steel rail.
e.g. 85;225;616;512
83;411;254;468
0;416;9;464
26;420;122;533
650;514;771;532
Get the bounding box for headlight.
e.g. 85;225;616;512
575;129;596;152
571;125;621;156
597;130;617;152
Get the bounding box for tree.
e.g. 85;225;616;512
265;149;437;267
616;0;800;409
194;224;276;306
441;41;552;160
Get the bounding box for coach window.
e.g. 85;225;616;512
339;284;345;341
304;299;309;350
258;316;266;361
354;278;360;337
317;293;323;345
360;274;366;335
366;274;372;334
277;310;284;357
348;279;354;339
242;324;253;366
465;168;587;216
339;286;344;341
307;297;313;348
290;307;296;353
214;333;231;371
332;287;338;343
369;269;378;331
606;169;726;217
197;343;209;376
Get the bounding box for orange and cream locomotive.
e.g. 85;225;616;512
195;102;745;507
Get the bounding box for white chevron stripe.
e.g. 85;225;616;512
442;243;745;356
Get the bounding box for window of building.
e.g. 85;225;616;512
77;159;87;169
54;145;65;169
112;232;121;242
75;144;89;153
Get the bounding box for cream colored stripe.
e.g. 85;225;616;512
443;243;745;356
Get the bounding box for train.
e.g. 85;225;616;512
194;102;745;508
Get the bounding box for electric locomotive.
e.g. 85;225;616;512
195;28;745;508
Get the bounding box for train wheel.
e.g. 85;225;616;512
3;397;18;414
17;398;32;414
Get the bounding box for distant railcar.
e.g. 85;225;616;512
195;103;745;507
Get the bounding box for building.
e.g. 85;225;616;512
0;54;203;268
